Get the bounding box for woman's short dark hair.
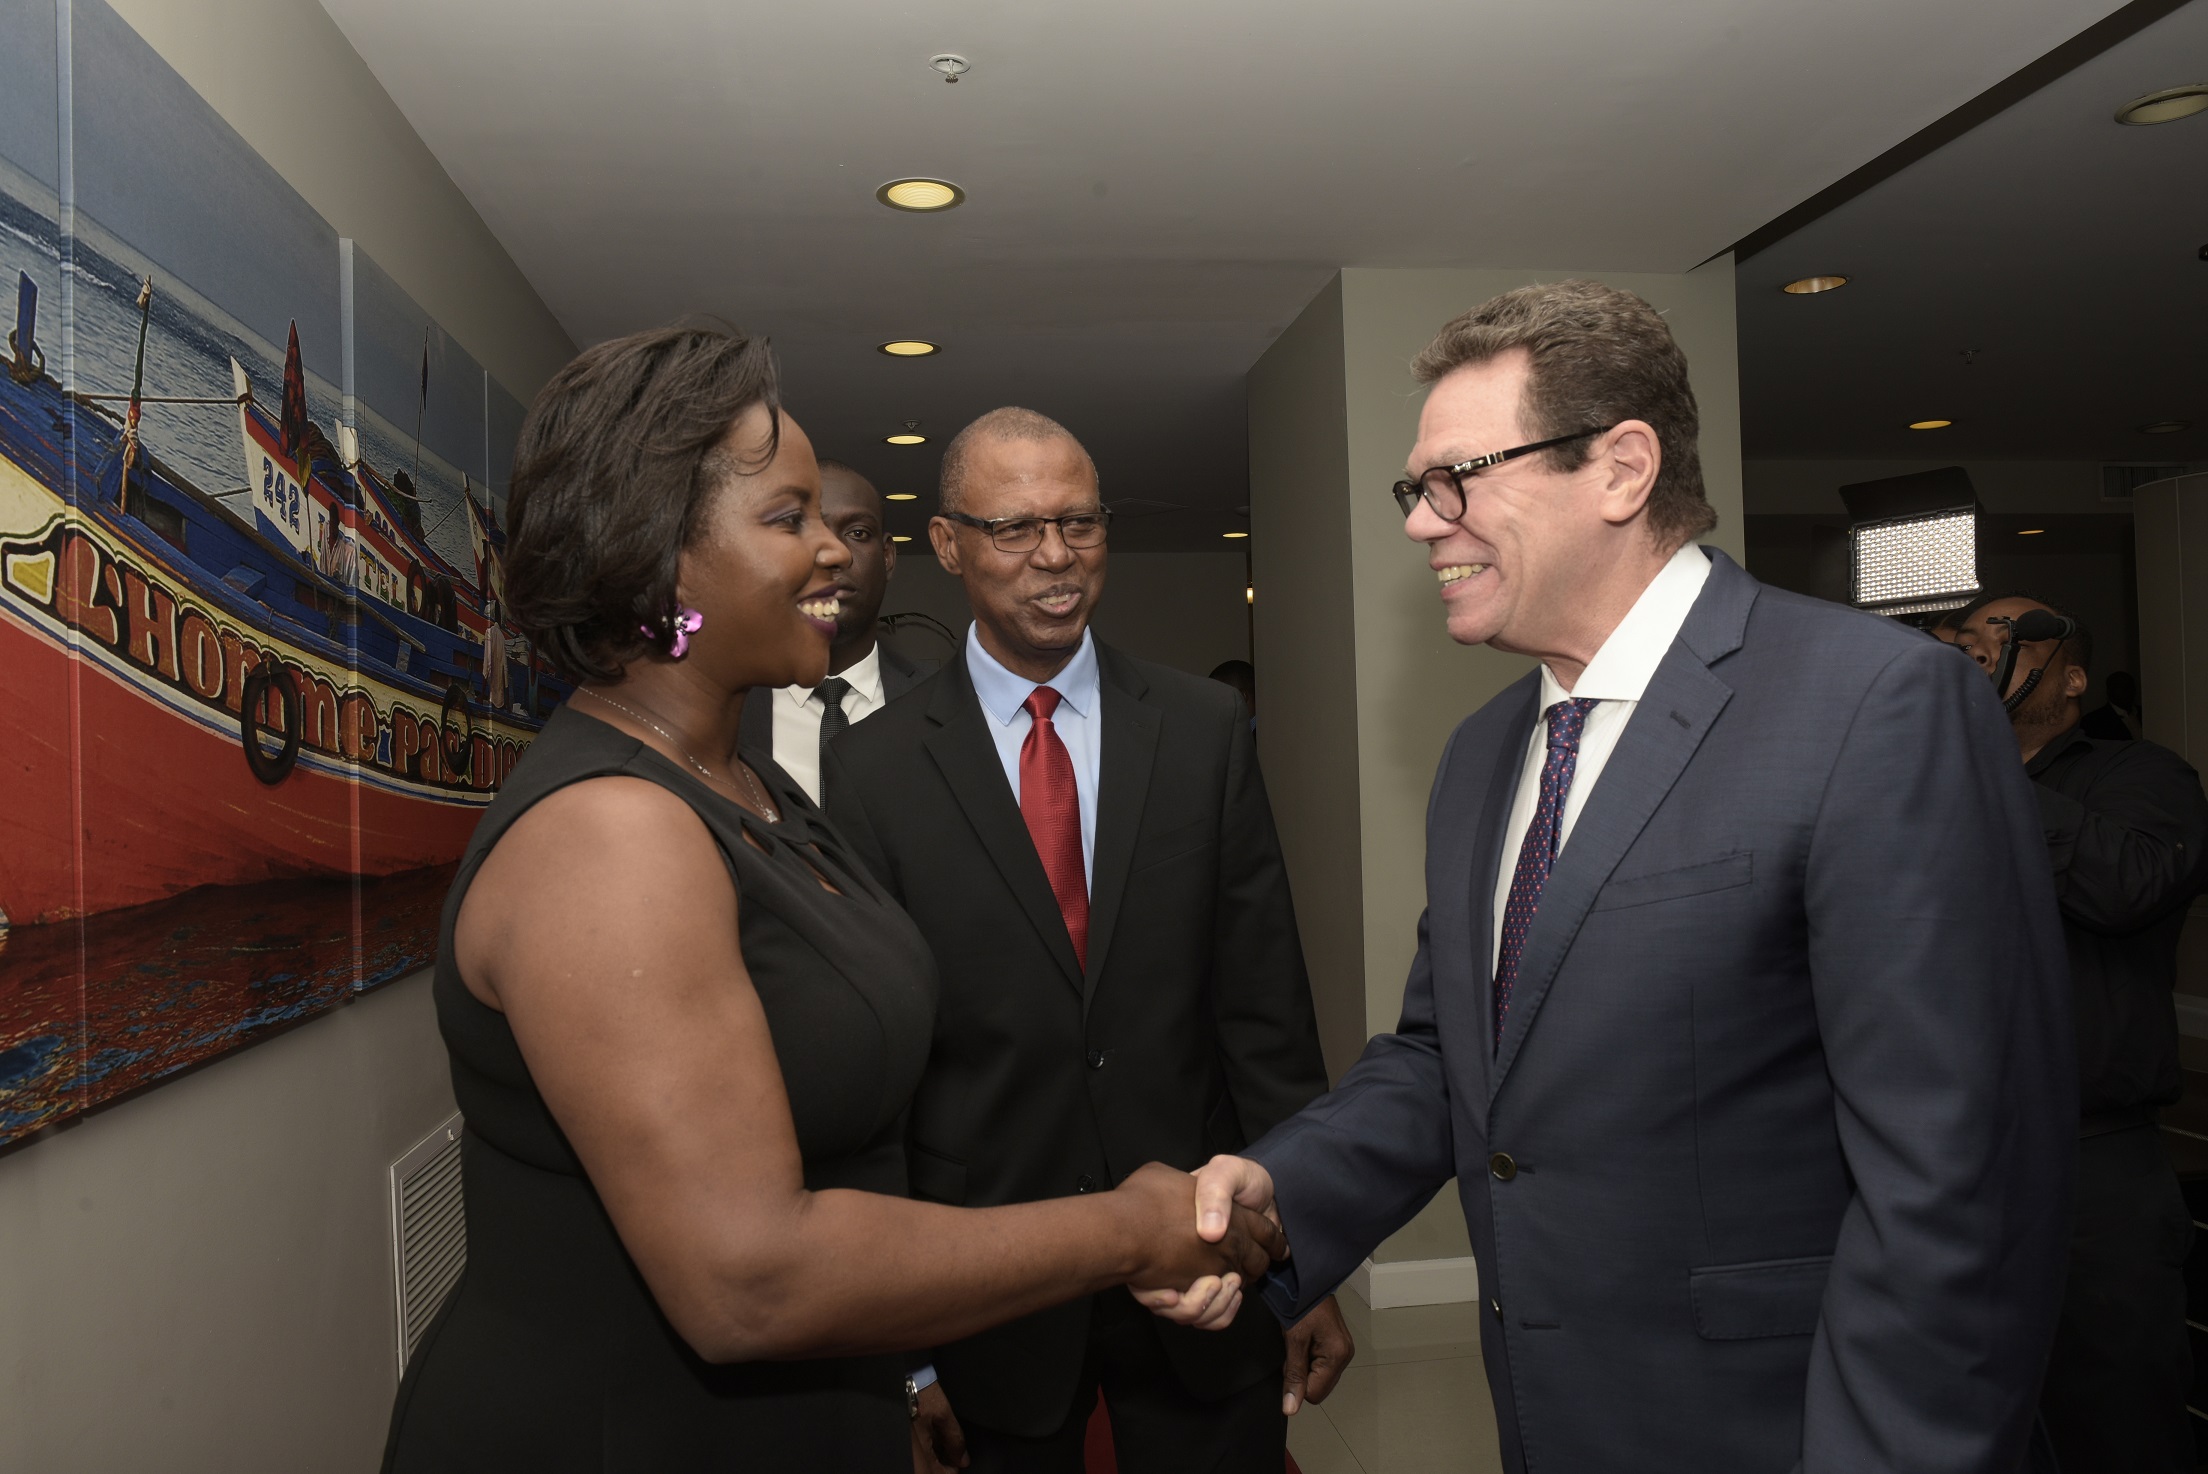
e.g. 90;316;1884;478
505;324;781;681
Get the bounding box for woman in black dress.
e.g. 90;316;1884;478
381;327;1278;1472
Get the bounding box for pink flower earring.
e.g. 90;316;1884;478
641;606;704;659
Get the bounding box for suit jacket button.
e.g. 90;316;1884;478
1489;1298;1502;1318
1076;1174;1097;1193
1489;1152;1518;1181
1087;1050;1106;1070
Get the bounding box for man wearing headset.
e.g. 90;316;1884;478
1957;594;2208;1474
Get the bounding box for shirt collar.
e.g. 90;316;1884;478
967;624;1100;727
781;641;884;709
2026;723;2089;777
1543;543;1712;707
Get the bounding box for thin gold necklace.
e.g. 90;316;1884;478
578;688;779;824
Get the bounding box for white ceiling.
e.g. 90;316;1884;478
1737;0;2208;469
320;0;2127;546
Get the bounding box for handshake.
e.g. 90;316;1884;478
1122;1155;1283;1333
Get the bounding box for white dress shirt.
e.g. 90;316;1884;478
770;642;886;805
1491;543;1712;968
965;624;1101;890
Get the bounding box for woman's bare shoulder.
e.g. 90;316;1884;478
458;775;735;1001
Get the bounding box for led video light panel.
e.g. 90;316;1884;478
1850;509;1978;608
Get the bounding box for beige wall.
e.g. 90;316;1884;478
1250;262;1746;1266
0;979;450;1474
1248;276;1368;1081
0;5;571;1472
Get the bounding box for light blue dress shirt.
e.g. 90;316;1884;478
964;623;1101;891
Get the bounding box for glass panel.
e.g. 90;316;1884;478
65;0;356;1105
0;0;85;1143
346;247;558;990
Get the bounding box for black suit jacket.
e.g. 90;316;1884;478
738;641;927;765
824;641;1328;1436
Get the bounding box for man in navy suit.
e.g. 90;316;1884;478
1161;280;2074;1472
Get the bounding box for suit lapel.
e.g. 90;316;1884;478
1082;648;1160;1008
1433;675;1537;1138
880;644;922;701
1490;552;1755;1093
922;660;1086;990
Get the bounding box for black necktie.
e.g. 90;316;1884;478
816;677;852;803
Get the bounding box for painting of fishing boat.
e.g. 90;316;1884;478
0;0;559;1144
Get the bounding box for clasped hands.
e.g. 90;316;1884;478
1127;1155;1350;1417
1128;1154;1281;1332
1120;1158;1286;1333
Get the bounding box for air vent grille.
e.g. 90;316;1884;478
390;1113;466;1376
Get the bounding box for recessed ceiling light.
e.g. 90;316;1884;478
1781;275;1849;294
885;492;919;501
885;433;927;446
877;178;964;212
878;340;939;357
2116;85;2208;126
1907;419;1954;430
2141;419;2191;434
891;535;914;543
2018;528;2045;536
1222;531;1249;539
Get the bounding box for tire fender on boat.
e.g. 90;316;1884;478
240;655;302;786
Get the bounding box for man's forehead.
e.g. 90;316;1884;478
1408;364;1529;473
964;463;1098;509
1961;598;2049;634
820;465;879;504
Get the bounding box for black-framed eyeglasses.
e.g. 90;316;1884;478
1390;426;1616;522
943;509;1111;552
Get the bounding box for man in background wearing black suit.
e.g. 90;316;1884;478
739;458;925;803
1956;595;2208;1474
825;408;1348;1473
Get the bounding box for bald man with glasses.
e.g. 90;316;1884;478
825;407;1346;1473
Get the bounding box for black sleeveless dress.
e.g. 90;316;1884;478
383;704;937;1473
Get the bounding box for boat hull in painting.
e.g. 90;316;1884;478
0;384;532;927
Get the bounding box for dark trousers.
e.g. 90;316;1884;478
2040;1123;2195;1474
960;1294;1285;1474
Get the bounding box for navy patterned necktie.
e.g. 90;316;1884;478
1494;698;1598;1047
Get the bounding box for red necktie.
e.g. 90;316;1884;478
1020;687;1089;968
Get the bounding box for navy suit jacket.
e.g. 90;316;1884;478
1251;551;2074;1473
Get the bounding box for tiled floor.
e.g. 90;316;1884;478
1285;1295;1503;1474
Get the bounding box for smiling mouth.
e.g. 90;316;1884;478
798;596;840;622
1034;588;1083;617
1437;564;1489;585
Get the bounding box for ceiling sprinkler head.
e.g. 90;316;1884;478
902;419;921;431
930;53;970;84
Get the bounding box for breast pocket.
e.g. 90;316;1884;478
1689;1254;1831;1340
1133;816;1215;874
1592;851;1753;912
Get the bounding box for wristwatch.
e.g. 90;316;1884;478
905;1374;922;1420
